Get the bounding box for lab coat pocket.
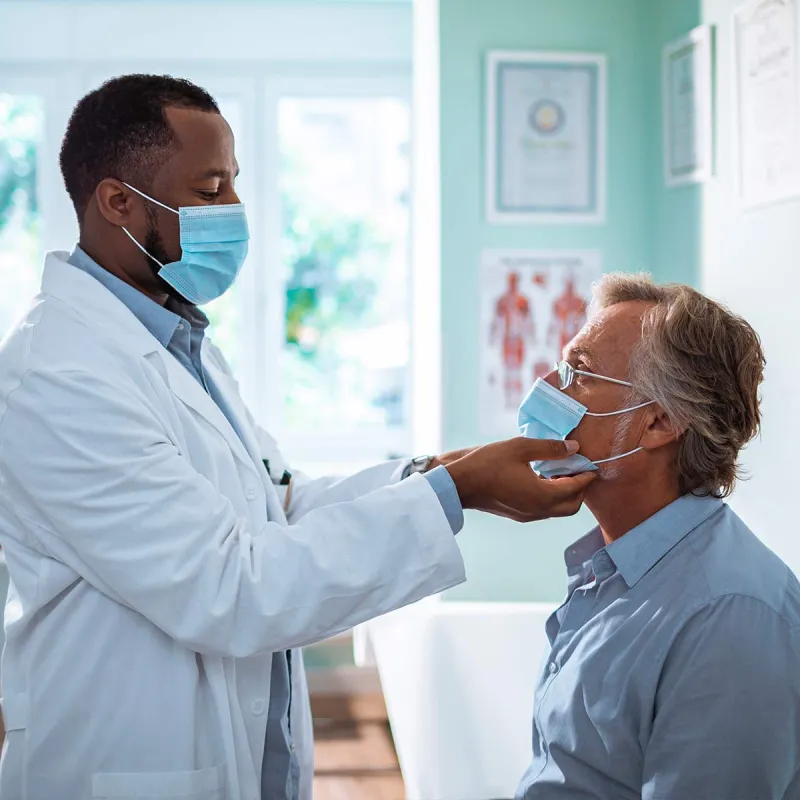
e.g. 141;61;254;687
91;765;224;799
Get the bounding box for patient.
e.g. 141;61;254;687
515;274;800;800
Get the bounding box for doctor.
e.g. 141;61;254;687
0;75;594;800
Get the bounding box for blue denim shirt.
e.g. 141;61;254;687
68;247;464;799
516;493;800;800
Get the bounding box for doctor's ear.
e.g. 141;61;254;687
94;179;138;228
639;405;682;451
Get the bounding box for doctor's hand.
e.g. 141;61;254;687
444;438;595;523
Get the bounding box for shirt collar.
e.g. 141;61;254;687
166;295;209;333
67;246;199;347
565;494;725;589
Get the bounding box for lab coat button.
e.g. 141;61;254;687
245;485;258;500
548;661;558;675
251;699;266;715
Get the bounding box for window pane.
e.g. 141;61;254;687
203;96;243;374
0;94;43;341
279;98;410;433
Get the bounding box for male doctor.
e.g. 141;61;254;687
0;75;594;800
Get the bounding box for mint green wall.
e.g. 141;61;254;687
651;0;702;283
440;0;701;602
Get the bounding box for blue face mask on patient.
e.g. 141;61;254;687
120;183;249;305
518;378;652;479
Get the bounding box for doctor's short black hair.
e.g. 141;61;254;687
59;74;219;222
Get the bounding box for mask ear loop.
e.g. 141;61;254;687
122;182;180;215
593;447;644;464
586;400;654;463
118;182;180;269
120;226;167;269
585;400;654;418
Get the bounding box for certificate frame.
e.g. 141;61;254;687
732;0;800;209
486;51;607;225
662;25;714;186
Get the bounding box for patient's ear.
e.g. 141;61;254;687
639;406;681;451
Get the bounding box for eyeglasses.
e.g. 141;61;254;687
555;360;633;391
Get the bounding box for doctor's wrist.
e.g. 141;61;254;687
444;459;479;509
426;456;443;472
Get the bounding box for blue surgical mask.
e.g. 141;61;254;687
121;183;249;305
518;378;653;479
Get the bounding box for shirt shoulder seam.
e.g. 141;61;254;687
681;591;798;638
651;589;799;671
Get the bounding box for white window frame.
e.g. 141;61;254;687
263;74;413;467
0;1;419;474
0;71;81;254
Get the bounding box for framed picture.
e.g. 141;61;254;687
732;0;800;208
486;51;606;225
663;25;714;186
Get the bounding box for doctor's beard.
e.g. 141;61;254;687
143;205;192;304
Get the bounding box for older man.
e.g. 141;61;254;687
516;274;800;800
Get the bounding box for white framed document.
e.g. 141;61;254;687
486;51;606;225
663;25;714;186
733;0;800;208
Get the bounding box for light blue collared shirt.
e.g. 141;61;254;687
516;493;800;800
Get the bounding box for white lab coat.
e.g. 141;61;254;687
0;251;466;800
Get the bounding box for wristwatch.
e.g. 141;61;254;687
408;454;434;475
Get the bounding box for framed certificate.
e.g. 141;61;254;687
486;51;606;225
733;0;800;208
663;25;714;186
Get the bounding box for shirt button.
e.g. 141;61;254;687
290;743;296;754
245;485;258;500
251;699;266;716
548;661;558;675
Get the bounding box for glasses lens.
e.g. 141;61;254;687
557;361;573;390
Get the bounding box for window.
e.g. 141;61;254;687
1;0;414;470
204;77;413;470
0;94;43;341
279;97;411;440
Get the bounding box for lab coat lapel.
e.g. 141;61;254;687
42;250;279;516
158;351;260;480
203;353;288;524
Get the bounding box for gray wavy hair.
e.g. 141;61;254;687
592;273;765;498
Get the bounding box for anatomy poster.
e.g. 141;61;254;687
479;249;602;436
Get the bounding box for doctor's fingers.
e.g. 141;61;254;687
540;471;596;499
497;470;596;521
509;436;580;462
482;495;586;524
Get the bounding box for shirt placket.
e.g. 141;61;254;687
534;550;616;766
